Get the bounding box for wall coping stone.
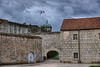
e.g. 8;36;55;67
0;32;42;39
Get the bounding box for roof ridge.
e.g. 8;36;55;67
64;17;100;20
61;17;100;31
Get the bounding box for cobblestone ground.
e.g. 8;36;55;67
0;59;99;67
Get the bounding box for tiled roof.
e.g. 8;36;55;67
61;17;100;31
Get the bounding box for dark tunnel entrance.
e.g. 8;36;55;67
47;51;59;60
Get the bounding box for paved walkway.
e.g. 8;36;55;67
0;59;99;67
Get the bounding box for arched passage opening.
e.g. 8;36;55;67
47;51;59;60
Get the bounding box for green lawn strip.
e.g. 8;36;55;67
89;65;100;67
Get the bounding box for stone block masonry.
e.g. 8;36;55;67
61;29;100;63
0;32;42;64
31;32;61;60
30;30;100;63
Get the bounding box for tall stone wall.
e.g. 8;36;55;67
42;32;61;58
61;29;100;63
31;32;61;59
0;33;42;64
60;31;79;63
80;30;100;63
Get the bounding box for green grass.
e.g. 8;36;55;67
89;65;100;67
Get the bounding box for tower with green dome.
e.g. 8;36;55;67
42;20;52;32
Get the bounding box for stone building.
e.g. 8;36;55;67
60;17;100;63
28;25;41;33
0;19;29;34
0;32;42;64
0;17;100;64
0;19;42;34
33;17;100;64
41;20;52;32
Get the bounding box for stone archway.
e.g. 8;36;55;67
47;51;59;59
44;48;60;60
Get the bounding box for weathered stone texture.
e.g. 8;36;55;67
61;29;100;63
32;32;61;59
0;34;42;64
80;30;100;63
1;29;99;64
0;19;29;34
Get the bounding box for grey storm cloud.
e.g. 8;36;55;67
0;0;100;31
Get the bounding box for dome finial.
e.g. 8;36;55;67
46;20;48;24
43;20;52;27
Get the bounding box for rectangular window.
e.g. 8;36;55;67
14;25;17;33
73;34;77;40
10;27;12;33
99;53;100;61
74;53;78;58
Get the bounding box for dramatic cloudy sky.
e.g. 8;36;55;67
0;0;100;31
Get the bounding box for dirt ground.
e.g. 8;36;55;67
0;59;99;67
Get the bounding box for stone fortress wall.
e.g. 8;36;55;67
31;29;100;63
0;18;100;64
0;33;42;64
31;32;61;60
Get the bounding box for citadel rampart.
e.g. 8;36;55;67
0;32;42;65
1;17;100;64
31;32;61;60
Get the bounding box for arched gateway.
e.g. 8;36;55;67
44;48;60;60
47;51;59;59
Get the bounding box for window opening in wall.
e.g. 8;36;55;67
18;27;20;33
9;25;12;33
14;25;17;33
73;34;77;40
99;53;100;62
74;52;78;58
10;27;12;33
99;33;100;39
22;28;24;33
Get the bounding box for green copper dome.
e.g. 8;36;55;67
43;20;52;27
